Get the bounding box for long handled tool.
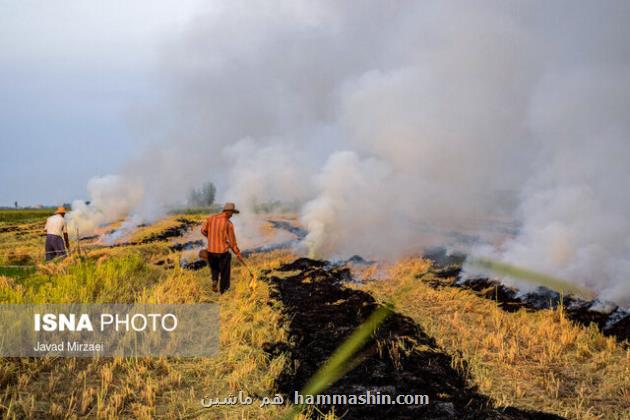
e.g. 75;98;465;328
236;253;257;289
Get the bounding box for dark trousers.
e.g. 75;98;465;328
208;252;231;293
45;234;67;261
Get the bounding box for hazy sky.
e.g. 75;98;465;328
0;0;205;206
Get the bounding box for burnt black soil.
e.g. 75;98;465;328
136;218;197;244
424;248;630;344
169;239;205;252
267;220;307;240
264;258;563;420
110;218;197;248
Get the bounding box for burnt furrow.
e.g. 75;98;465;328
263;258;563;420
108;218;198;248
424;248;630;344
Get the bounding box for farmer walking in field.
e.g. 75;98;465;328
44;207;70;261
200;202;242;293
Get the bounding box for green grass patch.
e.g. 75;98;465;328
0;208;54;224
0;265;36;279
0;252;163;304
168;205;222;215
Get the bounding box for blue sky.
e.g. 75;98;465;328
0;0;204;206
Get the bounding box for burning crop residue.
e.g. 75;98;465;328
180;218;307;270
108;218;197;248
240;220;307;256
75;217;201;270
130;218;197;244
424;248;630;344
263;258;563;419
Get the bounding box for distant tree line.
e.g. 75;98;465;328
188;182;216;207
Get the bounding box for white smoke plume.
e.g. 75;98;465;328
484;68;630;303
71;1;630;303
66;175;143;238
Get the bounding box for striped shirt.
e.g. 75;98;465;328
201;212;240;255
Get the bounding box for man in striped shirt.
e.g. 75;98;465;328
200;202;242;293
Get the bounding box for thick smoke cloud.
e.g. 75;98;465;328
73;1;630;304
67;175;143;237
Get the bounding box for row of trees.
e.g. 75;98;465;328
187;182;216;207
186;182;298;213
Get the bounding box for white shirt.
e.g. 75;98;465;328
45;214;67;237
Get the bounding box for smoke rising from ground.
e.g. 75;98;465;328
66;175;143;237
72;1;630;304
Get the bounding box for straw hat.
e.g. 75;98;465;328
222;202;240;213
55;206;67;215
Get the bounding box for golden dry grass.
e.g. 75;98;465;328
0;212;295;419
358;258;630;420
0;250;296;418
153;251;295;419
0;224;45;266
2;213;629;419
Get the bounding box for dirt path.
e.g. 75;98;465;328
263;258;564;419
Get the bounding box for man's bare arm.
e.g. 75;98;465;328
227;223;241;256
